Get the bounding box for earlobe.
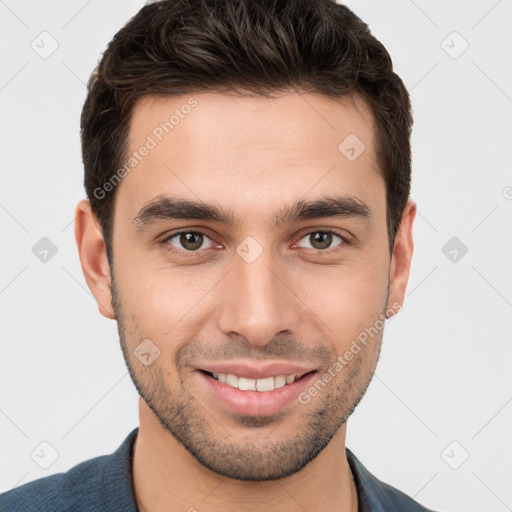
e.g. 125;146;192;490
386;199;416;316
74;199;116;320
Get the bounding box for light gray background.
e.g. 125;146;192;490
1;1;511;511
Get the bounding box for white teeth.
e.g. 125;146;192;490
274;375;286;388
210;372;300;391
225;373;239;387
238;377;256;391
256;376;275;392
286;374;296;384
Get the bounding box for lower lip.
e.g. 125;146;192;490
196;371;317;416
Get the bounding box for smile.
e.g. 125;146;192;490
196;366;318;416
206;371;306;392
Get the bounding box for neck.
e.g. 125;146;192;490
133;399;358;512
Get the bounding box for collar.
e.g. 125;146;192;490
105;427;431;512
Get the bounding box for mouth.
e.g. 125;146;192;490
200;370;312;392
195;366;318;417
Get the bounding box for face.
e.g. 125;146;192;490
79;91;414;481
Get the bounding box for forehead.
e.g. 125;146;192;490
117;91;382;224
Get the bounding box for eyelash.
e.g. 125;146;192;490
161;229;350;257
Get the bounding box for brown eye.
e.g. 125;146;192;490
166;231;213;252
310;232;333;250
296;230;345;251
180;232;203;250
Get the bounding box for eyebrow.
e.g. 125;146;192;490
132;194;371;230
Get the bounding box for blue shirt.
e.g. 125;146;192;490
1;428;438;511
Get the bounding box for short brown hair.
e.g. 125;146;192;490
81;0;412;265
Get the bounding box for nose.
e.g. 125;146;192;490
216;245;302;348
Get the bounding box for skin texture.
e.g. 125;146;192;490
75;91;416;512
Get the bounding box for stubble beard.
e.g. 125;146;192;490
111;276;384;481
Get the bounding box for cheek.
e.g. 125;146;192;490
296;256;389;342
116;266;218;341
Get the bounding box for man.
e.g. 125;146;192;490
0;0;438;510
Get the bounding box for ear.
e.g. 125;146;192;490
386;199;416;317
74;199;115;320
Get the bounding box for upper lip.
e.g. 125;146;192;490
195;361;317;380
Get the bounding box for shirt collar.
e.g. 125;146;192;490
105;427;428;512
